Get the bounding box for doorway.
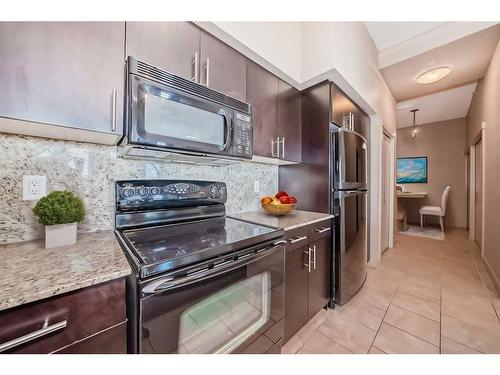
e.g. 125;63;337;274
475;138;483;250
380;132;392;253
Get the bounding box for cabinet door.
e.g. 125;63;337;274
200;31;246;101
126;22;200;81
307;236;331;319
246;61;279;158
284;245;309;343
0;22;125;135
278;80;302;162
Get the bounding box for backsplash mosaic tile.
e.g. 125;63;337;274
0;134;278;243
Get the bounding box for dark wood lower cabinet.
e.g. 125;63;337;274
284;245;309;342
55;323;127;354
0;279;127;354
284;220;332;343
307;237;331;320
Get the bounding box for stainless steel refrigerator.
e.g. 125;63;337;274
331;127;368;305
278;80;369;308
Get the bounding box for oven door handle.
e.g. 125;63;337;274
142;240;286;295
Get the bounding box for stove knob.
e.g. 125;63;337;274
150;187;160;195
138;187;149;197
122;187;135;198
209;185;219;196
219;186;226;196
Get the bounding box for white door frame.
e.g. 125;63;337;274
382;128;395;250
468;122;486;258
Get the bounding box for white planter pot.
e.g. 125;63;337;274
45;222;77;249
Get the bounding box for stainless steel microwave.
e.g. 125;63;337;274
120;57;253;162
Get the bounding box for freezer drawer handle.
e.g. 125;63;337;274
289;235;307;244
0;320;67;353
314;227;331;234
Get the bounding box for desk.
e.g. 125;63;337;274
397;192;427;199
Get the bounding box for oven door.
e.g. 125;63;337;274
128;74;233;156
139;243;285;354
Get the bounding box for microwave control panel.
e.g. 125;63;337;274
233;112;253;158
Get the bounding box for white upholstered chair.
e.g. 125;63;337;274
419;186;451;232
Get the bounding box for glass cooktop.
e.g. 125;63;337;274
120;217;281;277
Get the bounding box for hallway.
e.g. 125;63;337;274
282;229;500;354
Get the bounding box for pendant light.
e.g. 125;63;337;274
410;109;419;139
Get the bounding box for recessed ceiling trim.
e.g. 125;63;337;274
379;22;498;68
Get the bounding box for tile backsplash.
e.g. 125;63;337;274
0;134;278;243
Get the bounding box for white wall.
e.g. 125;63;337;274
301;22;397;133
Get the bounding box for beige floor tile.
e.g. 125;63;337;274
317;313;377;353
442;315;500;354
441;289;500;333
364;271;399;295
355;286;393;312
392;291;440;322
368;346;386;354
281;335;304;354
398;278;441;304
296;309;330;342
440;336;481;354
297;330;352;354
333;298;385;331
372;323;439;354
383;304;440;346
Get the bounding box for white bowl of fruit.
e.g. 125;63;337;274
260;191;297;216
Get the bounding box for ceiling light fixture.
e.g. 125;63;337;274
416;66;452;84
410;109;419;139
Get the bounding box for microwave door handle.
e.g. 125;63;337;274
142;241;285;295
220;110;232;151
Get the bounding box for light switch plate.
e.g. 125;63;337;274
23;175;47;201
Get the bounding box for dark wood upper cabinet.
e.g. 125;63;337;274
307;236;331;320
126;22;200;82
200;31;247;101
246;61;279;158
278;80;302;162
0;22;125;136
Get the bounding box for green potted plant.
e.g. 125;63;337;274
32;191;86;249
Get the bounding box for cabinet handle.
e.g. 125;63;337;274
203;58;210;87
280;137;285;159
111;89;117;132
289;235;307;244
0;320;67;353
192;52;199;83
311;245;317;270
303;248;311;273
271;137;279;158
314;227;331;234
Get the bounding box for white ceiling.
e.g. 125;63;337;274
396;83;477;128
365;22;445;51
381;25;500;101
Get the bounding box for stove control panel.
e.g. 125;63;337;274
116;180;227;211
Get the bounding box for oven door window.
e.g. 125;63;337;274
140;247;284;354
133;79;231;154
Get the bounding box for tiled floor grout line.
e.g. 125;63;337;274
390;300;440;323
316;329;354;354
440;332;486;354
382;316;440;349
367;283;399;353
439;282;443;354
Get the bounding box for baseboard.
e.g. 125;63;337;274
482;256;500;296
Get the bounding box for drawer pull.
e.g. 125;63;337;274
0;320;67;353
289;235;307;244
314;227;331;234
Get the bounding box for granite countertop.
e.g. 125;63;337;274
229;210;334;231
0;230;131;312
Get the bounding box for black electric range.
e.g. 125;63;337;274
114;180;286;354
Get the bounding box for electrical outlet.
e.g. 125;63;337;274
23;175;47;201
254;180;260;193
